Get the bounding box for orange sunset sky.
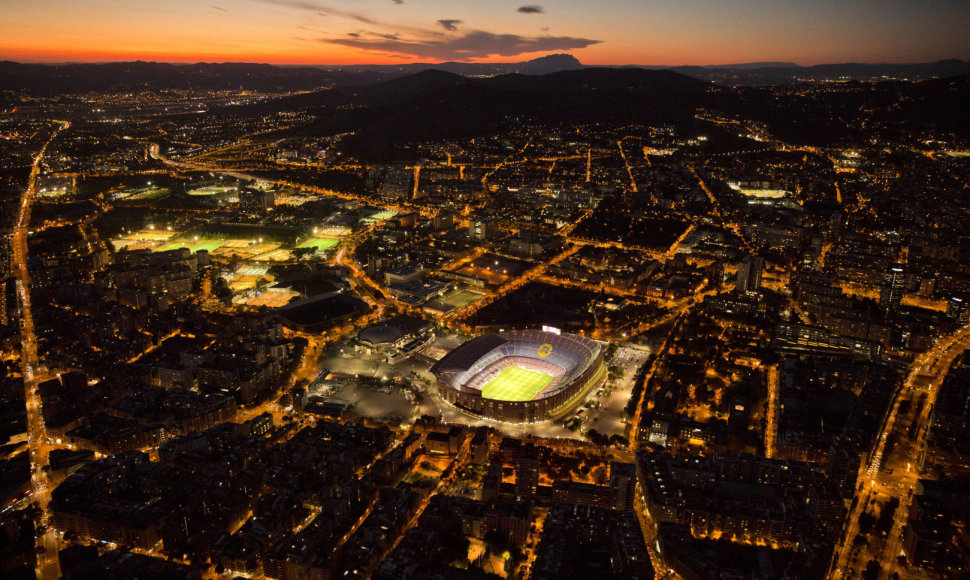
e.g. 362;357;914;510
2;0;968;66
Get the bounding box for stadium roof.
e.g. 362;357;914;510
431;333;508;373
358;324;404;347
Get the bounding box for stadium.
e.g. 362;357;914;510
431;329;607;423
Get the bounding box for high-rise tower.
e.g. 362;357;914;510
879;265;905;313
736;255;765;293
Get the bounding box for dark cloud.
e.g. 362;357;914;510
297;25;330;34
263;0;327;12
260;0;379;26
392;0;403;3
210;5;227;11
268;0;593;61
437;19;463;31
260;0;437;37
318;30;599;60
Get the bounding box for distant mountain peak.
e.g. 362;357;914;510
525;54;582;65
514;54;583;74
411;54;583;76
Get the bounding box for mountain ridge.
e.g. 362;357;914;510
2;56;966;94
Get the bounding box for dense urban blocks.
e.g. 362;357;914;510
432;329;606;423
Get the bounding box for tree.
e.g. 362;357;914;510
863;560;881;580
585;429;610;446
485;530;513;555
439;534;471;567
214;276;232;303
605;342;620;361
609;434;629;447
876;498;899;535
859;511;876;535
292;246;316;260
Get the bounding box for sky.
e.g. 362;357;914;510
1;0;968;66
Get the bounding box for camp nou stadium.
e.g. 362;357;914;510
431;329;607;423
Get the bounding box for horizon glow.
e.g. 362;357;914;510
1;0;968;66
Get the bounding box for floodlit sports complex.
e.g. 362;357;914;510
431;329;607;423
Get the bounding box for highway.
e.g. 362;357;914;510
827;324;970;579
148;142;433;217
871;327;970;579
11;120;70;580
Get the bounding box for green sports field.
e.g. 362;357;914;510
297;237;340;251
187;185;237;197
157;240;225;253
126;186;171;201
481;366;554;402
361;209;398;225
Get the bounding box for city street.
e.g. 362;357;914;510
828;325;970;579
11;120;70;580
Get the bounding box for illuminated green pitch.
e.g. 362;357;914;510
481;366;554;402
296;237;340;251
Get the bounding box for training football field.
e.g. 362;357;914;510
481;366;554;402
297;237;341;251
